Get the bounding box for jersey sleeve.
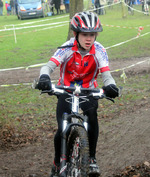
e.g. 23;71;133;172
50;38;75;66
94;42;110;73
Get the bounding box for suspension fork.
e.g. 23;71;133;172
59;116;89;177
59;94;79;176
59;92;88;176
59;113;68;177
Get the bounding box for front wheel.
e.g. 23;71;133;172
67;126;89;177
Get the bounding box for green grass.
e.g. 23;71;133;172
0;3;150;136
0;15;69;68
0;3;150;69
0;85;57;130
0;74;149;132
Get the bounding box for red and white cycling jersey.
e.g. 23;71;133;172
50;38;110;88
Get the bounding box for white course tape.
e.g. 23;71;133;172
89;1;121;12
0;83;32;87
32;23;68;32
111;58;150;73
0;63;46;72
1;58;149;87
0;23;68;41
0;80;58;87
0;31;149;72
124;2;149;14
3;15;69;28
0;21;69;32
0;66;25;72
111;58;150;83
106;31;150;49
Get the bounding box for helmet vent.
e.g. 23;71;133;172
71;11;103;32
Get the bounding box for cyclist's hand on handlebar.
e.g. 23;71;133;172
102;84;119;98
37;74;52;91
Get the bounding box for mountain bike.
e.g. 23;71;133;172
33;82;121;177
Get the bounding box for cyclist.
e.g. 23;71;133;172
37;11;119;176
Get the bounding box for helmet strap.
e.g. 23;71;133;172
76;32;86;51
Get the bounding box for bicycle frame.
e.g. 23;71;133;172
59;86;89;177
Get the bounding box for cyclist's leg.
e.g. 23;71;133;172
50;95;71;176
54;95;71;164
81;97;100;175
81;97;99;158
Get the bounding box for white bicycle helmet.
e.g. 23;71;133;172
71;11;103;33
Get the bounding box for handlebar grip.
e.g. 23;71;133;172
92;89;104;98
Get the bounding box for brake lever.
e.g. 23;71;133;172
41;90;53;95
105;96;115;103
104;86;123;102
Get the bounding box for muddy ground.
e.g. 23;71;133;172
0;57;150;177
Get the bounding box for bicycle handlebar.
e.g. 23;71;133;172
32;79;119;102
42;84;104;97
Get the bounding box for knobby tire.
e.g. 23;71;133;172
67;126;89;177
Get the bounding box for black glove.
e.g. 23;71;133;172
103;84;119;98
37;74;52;91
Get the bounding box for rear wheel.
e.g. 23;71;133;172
67;126;89;177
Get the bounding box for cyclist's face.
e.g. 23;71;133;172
78;32;97;51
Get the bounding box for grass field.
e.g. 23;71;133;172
0;2;150;133
0;2;150;69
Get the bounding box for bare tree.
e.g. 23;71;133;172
67;0;83;40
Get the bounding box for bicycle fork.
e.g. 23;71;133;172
59;112;88;177
59;113;68;177
59;94;88;177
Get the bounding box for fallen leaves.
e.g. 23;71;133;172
113;161;150;177
0;125;38;150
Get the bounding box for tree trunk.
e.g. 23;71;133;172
67;0;83;40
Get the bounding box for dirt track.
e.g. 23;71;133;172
0;57;150;177
0;57;150;85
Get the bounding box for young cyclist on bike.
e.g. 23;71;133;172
37;11;119;176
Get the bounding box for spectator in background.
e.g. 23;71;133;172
48;0;54;15
0;0;3;16
140;0;144;11
60;0;65;14
5;1;11;15
10;0;15;15
94;0;101;15
141;0;144;11
107;0;113;9
91;0;95;9
44;0;49;12
100;0;106;14
15;0;18;15
127;0;135;13
64;0;69;13
53;0;60;15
